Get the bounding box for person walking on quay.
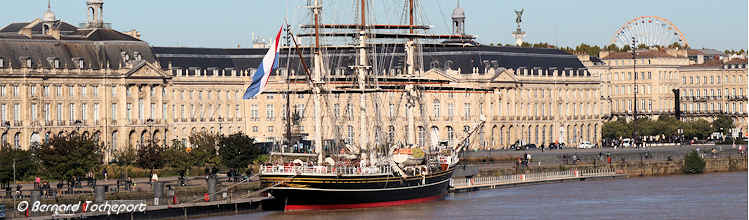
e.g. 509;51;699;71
34;176;41;189
103;167;108;181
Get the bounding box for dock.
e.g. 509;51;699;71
450;168;626;192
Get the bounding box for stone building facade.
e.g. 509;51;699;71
594;48;748;137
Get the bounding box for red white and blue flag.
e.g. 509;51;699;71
243;26;283;99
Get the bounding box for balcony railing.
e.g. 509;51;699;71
110;120;117;125
13;120;23;126
45;120;53;126
57;120;66;126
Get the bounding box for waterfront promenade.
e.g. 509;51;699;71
451;168;623;192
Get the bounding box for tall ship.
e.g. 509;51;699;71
259;0;486;211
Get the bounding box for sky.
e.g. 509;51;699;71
0;0;746;51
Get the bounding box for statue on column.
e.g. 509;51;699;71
514;9;524;26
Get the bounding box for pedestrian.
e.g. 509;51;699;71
103;167;108;181
35;176;41;189
151;172;159;183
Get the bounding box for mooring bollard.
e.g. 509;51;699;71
207;176;217;201
30;190;41;206
95;185;106;203
153;181;163;205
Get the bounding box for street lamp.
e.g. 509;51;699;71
145;118;154;146
631;37;639;148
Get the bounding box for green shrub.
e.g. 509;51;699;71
683;150;706;174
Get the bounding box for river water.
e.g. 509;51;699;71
205;172;747;220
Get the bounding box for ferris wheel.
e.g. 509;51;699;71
610;16;688;48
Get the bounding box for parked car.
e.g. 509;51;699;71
523;144;537;150
621;138;632;148
578;141;594;149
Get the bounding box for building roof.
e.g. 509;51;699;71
602;49;685;59
0;38;155;70
154;44;586;77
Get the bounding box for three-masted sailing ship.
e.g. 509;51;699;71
259;0;486;211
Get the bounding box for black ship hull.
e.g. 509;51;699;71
260;168;454;211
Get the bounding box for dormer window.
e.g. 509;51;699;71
22;57;32;68
72;58;84;69
0;57;4;68
134;52;142;61
54;59;60;69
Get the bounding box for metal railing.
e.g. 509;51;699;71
260;165;393;176
451;168;616;189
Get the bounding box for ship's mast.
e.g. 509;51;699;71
312;0;324;163
357;0;370;161
405;0;417;146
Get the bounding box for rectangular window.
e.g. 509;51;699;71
31;86;37;97
126;103;132;121
463;103;471;119
13;86;18;97
93;103;99;122
31;104;37;121
180;105;185;119
126;87;131;97
69;103;75;121
56;103;62;122
68;86;73;97
92;86;98;97
297;104;306;119
163;103;167;121
138;99;144;120
334;104;341;119
389;104;395;118
56;85;62;97
111;103;117;120
235;104;240;119
43;86;49;97
150;87;155;97
0;85;5;96
448;103;455;118
251;104;258;121
44;104;50;122
150;103;155;120
266;104;274;120
81;103;87;122
111;86;117;97
0;104;5;122
433;102;440;118
81;86;87;97
13;104;20;121
346;104;353;120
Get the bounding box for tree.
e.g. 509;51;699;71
0;145;37;186
683;150;705;174
164;139;197;177
637;43;649;49
602;118;629;139
621;45;632;52
683;119;712;139
136;139;165;175
655;116;680;137
33;133;104;184
219;133;262;173
605;44;619;52
712;115;734;134
188;131;221;171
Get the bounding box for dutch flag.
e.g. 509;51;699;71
243;26;283;99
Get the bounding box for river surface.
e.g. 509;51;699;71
205;172;747;220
